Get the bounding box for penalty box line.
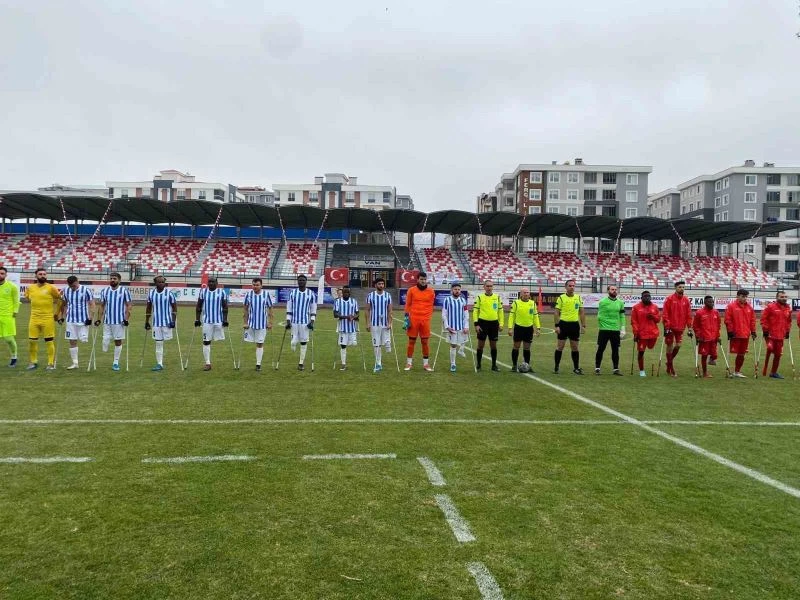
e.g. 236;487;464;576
424;328;800;500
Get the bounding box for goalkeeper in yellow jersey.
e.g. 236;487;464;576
507;287;541;373
0;267;21;367
23;269;62;371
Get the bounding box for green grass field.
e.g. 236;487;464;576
3;303;800;599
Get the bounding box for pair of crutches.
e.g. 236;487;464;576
432;328;475;372
275;324;314;371
332;324;367;372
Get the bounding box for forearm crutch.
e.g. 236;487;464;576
389;322;401;372
175;324;184;371
432;329;444;371
274;326;289;370
184;327;197;371
655;336;665;377
718;340;732;378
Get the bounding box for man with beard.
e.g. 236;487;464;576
693;295;721;378
760;289;792;379
594;284;626;375
662;280;694;377
724;289;756;378
472;279;504;372
631;290;661;377
24;268;62;371
145;275;178;371
365;278;392;372
441;282;469;372
242;277;273;372
403;271;435;371
285;274;316;371
507;287;540;373
553;279;586;375
96;272;132;372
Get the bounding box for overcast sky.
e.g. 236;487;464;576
1;0;798;210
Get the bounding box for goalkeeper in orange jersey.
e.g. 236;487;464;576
403;272;436;372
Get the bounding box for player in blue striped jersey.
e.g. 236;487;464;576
145;276;177;371
96;272;131;371
285;274;316;371
333;285;359;370
194;277;228;371
59;275;95;370
243;278;274;371
365;278;393;372
441;283;469;372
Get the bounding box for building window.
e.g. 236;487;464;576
286;192;296;202
787;244;799;255
721;211;728;221
530;171;542;183
529;189;541;201
626;191;638;203
383;192;391;203
625;207;638;218
567;207;578;216
790;191;800;203
744;192;757;203
504;197;514;207
567;189;578;201
714;213;720;222
767;174;781;185
547;206;560;214
786;260;799;272
715;180;723;191
120;188;129;199
626;173;638;185
623;241;635;252
176;193;185;201
528;206;541;215
714;196;721;208
583;206;596;216
108;188;115;198
548;189;560;201
789;175;800;186
602;189;616;201
787;208;800;220
549;172;560;184
689;203;694;212
744;243;755;254
744;209;757;220
584;172;597;184
602;173;617;184
198;190;206;200
309;192;319;203
745;174;757;186
723;177;730;188
767;191;781;203
602;206;617;217
583;189;596;201
681;206;688;215
567;172;580;184
722;194;729;206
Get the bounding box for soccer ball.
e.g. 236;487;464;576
518;363;530;373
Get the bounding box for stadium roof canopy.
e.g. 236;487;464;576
0;192;797;243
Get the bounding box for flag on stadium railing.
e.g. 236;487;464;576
324;267;349;285
396;269;420;288
200;273;209;289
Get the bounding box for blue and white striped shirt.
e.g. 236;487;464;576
148;289;176;327
442;295;468;330
244;290;273;330
62;285;93;323
334;297;359;333
100;286;131;325
366;291;392;327
199;288;226;324
287;289;316;325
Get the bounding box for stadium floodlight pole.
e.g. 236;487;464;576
718;339;732;378
274;326;289;370
184;327;196;371
655;336;665;377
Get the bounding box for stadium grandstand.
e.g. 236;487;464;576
0;192;795;294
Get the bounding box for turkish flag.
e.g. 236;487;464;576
325;267;349;285
396;269;420;288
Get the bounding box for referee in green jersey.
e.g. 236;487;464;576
553;279;586;374
473;280;504;371
595;284;626;375
0;267;20;367
507;287;541;372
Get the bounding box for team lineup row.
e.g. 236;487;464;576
0;267;798;379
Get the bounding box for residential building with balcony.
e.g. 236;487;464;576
106;169;244;203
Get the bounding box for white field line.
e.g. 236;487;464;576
302;453;396;460
6;418;800;426
0;456;93;464
424;327;800;500
417;456;447;486
467;562;505;600
141;455;255;464
434;494;476;543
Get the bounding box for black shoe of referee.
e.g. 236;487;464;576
573;368;584;375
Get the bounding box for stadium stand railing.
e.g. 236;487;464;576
200;240;274;277
273;242;324;278
464;249;536;283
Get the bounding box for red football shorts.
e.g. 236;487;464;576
637;338;657;352
407;319;431;339
698;341;718;357
664;329;684;344
729;338;750;355
767;338;784;356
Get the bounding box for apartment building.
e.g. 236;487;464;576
272;173;398;211
675;161;800;275
237;186;275;205
107;169;245;203
477;159;652;251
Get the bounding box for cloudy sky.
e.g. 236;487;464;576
1;0;798;210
